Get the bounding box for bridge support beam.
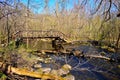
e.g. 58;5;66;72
52;37;64;50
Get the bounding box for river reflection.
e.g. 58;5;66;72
29;40;120;80
40;46;120;80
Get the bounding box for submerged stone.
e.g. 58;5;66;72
34;64;42;69
42;67;51;73
59;64;72;75
64;75;75;80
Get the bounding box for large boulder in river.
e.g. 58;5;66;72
51;64;72;76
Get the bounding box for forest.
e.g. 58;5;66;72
0;0;120;80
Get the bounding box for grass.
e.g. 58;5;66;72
0;72;7;80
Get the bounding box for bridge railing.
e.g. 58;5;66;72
12;30;68;40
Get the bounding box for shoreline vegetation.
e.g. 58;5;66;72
0;39;119;79
0;0;120;80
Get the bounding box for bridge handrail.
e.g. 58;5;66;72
12;30;69;40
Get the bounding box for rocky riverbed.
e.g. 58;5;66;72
0;42;120;80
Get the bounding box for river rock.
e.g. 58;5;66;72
100;51;106;56
42;67;51;73
34;64;42;69
64;75;75;80
59;64;71;75
51;69;58;75
50;64;72;76
62;64;72;71
72;50;83;57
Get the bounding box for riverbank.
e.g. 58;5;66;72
0;40;120;80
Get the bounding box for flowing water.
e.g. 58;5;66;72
29;40;120;80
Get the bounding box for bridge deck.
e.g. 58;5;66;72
12;30;68;41
21;37;60;39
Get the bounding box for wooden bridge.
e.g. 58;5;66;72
12;29;68;40
11;29;69;49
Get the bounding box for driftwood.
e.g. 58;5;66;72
33;49;70;55
0;62;66;80
34;50;58;54
35;49;113;61
80;54;111;61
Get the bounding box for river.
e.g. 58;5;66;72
30;40;120;80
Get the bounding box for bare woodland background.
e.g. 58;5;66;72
0;0;120;47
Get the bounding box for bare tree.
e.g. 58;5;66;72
90;0;120;21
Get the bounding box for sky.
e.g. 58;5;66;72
20;0;85;14
1;0;117;14
20;0;117;15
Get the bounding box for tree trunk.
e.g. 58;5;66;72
0;62;65;80
115;32;120;52
6;14;10;45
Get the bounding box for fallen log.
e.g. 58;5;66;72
36;49;114;61
35;50;58;54
81;54;111;61
0;62;65;80
33;49;70;55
